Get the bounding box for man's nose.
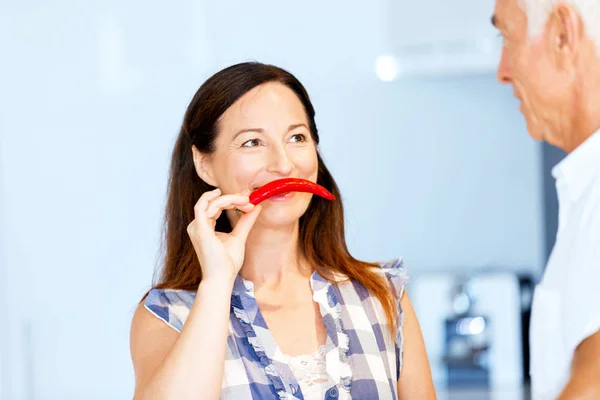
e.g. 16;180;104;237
497;47;512;84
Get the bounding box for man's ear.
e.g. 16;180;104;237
546;4;581;70
192;146;218;187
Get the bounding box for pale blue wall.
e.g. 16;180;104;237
0;1;543;398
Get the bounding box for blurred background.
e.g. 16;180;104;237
0;0;566;399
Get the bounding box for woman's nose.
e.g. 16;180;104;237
266;145;293;175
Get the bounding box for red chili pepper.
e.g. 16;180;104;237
249;178;335;205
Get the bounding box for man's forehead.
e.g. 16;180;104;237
493;0;506;22
495;0;516;12
493;0;520;29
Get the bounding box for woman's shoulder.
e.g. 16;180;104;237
143;288;197;333
373;257;408;291
332;257;408;299
374;257;407;276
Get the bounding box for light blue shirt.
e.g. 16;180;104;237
145;258;408;399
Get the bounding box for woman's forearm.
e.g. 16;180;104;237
135;279;234;400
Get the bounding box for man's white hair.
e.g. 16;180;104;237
518;0;600;47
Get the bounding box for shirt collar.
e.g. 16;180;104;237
552;129;600;202
232;269;348;295
232;273;254;295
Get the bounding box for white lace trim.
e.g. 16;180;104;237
285;345;329;399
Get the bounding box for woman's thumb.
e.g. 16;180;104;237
231;205;262;241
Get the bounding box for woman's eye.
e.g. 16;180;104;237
242;139;261;147
290;134;307;143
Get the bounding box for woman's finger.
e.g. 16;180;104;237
205;194;251;220
193;188;221;220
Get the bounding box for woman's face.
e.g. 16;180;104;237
194;82;319;228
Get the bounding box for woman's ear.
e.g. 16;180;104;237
192;146;218;187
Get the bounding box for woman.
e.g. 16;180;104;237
130;62;435;399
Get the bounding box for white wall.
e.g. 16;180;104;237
311;76;543;271
0;0;542;398
0;136;7;399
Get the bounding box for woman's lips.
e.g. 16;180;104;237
265;191;294;201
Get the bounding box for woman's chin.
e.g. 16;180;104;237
254;202;310;229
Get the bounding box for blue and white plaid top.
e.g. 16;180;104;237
145;258;408;400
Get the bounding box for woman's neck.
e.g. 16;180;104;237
240;222;310;288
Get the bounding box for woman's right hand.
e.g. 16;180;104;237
187;188;262;285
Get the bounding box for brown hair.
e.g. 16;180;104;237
153;62;397;331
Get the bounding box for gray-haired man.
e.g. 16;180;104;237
492;0;600;398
